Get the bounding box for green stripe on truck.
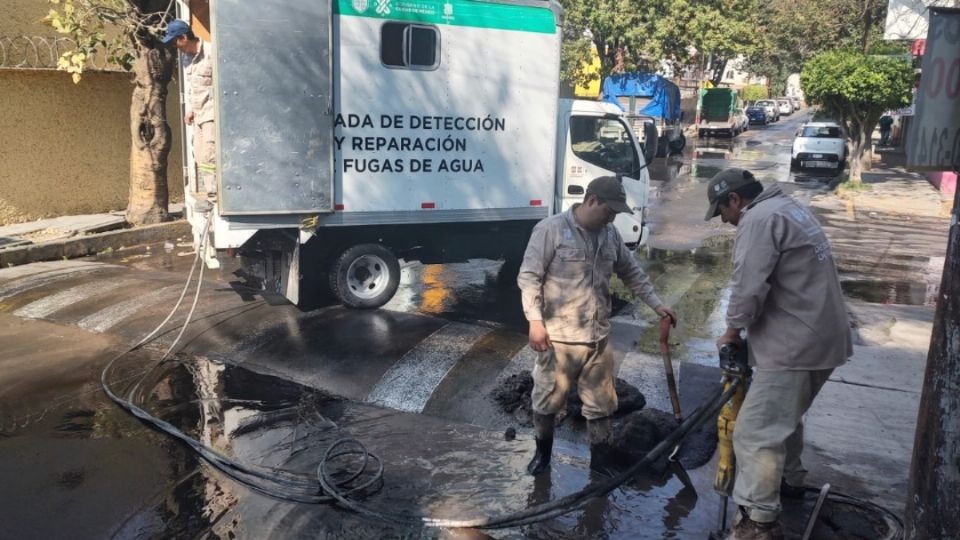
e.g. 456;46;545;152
335;0;557;34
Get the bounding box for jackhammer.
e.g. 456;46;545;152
710;341;751;540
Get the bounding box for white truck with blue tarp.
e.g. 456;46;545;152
177;0;654;309
602;72;686;158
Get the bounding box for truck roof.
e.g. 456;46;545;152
563;98;624;116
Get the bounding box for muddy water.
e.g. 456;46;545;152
0;329;730;539
1;332;897;539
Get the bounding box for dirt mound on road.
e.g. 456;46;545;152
490;371;646;427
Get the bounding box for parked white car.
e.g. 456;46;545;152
777;98;794;115
734;108;749;134
791;122;846;170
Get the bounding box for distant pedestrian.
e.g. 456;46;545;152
518;176;676;476
705;168;852;540
164;20;217;198
879;115;894;146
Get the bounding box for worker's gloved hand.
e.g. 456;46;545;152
655;305;678;327
716;326;743;349
528;320;552;352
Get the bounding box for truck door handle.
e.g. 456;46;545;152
568;185;584;195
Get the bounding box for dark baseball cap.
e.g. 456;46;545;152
704;168;760;221
586;176;632;213
163;19;191;44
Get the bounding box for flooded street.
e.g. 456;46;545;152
0;111;933;538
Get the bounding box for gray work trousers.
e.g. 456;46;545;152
732;368;834;523
194;121;217;194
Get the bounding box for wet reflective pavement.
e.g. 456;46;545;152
0;111;920;538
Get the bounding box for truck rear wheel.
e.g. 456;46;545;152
329;243;400;309
668;134;686;154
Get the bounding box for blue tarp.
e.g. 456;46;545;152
601;72;682;121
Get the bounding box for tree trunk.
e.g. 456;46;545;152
848;126;870;184
126;45;175;225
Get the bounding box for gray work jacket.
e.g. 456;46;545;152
518;207;663;343
727;185;853;371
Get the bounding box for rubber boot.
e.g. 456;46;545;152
526;413;555;476
588;417;618;474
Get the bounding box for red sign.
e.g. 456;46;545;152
912;39;927;57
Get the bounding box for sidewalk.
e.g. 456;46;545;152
802;156;952;517
0;205;188;267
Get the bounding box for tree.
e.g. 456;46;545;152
560;0;762;91
740;84;768;102
46;0;175;225
745;0;890;93
801;50;913;183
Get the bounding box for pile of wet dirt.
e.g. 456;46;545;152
491;371;646;427
611;409;718;470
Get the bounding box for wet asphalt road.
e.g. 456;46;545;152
0;110;918;538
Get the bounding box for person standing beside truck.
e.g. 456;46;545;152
704;168;852;540
163;19;217;198
518;176;676;476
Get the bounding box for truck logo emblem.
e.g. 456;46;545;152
375;0;391;15
443;1;454;20
352;0;369;13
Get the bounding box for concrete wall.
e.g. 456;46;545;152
0;0;184;225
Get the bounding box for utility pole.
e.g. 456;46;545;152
904;172;960;539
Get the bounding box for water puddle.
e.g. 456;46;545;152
841;279;938;306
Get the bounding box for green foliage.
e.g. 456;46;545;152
745;0;889;92
740;84;768;102
560;0;763;89
44;0;164;83
801;50;913;117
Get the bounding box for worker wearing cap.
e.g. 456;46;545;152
705;169;852;540
518;176;676;476
163;20;217;198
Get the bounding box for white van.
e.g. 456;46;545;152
177;0;652;308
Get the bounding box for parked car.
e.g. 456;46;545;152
777;98;794;115
754;99;780;122
734;108;749;133
746;105;769;125
790;97;802;110
791;122;846;170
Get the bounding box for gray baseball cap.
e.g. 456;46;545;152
704;168;759;221
586;176;632;213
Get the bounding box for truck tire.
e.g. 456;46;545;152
496;257;522;290
329;243;400;309
655;137;668;158
668;134;686;154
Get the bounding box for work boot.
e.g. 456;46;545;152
779;478;807;499
725;507;785;540
526;413;555;476
587;417;619;475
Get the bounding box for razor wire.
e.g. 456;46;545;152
0;35;124;71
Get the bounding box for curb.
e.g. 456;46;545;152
0;220;192;267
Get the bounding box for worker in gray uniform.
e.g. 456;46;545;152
705;168;852;540
164;19;217;198
518;176;676;476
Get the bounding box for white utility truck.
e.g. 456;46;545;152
178;0;653;308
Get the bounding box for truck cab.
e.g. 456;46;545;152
556;99;651;248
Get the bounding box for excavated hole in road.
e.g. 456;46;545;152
491;371;718;471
